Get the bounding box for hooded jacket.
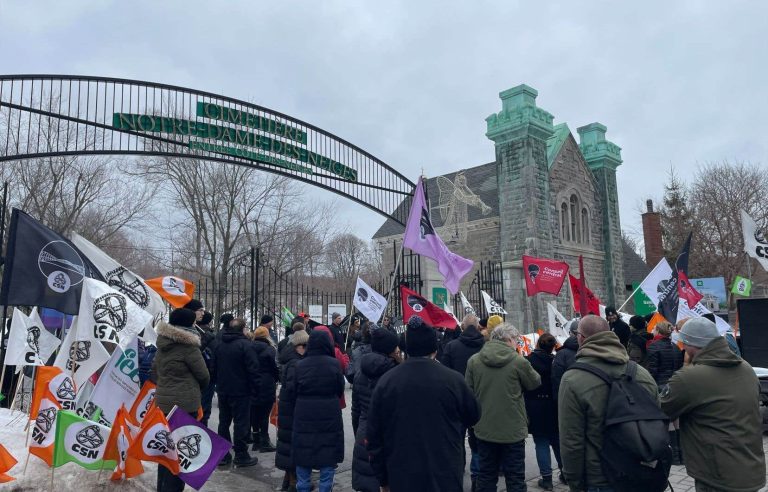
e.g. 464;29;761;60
524;348;558;437
212;329;261;397
442;325;485;376
552;334;579;401
558;331;658;490
250;337;279;406
151;321;210;414
314;325;350;408
275;343;303;471
661;337;766;492
466;339;541;443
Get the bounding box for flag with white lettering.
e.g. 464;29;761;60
52;410;115;470
741;209;768;272
168;407;232;490
129;380;157;425
126;406;179;474
104;405;144;481
481;290;507;315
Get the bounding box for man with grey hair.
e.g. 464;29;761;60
661;317;765;492
466;323;541;492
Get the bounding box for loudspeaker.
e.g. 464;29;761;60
738;298;768;368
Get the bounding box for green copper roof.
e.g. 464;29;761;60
486;84;554;143
546;123;570;167
577;122;622;169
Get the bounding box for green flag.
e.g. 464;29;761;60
53;410;116;470
281;307;294;326
731;276;752;297
632;282;657;316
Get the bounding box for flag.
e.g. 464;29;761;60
400;285;457;329
141;321;158;346
443;303;460;325
546;302;568;338
168;407;233;490
30;367;67;417
459;292;476;316
127;405;179;474
676;233;703;308
402;177;473;294
4;307;60;366
638;258;674;307
522;255;569;296
145;276;195;308
568;275;601;315
658;233;691;324
353;277;388;323
30;396;60;465
0;444;17;483
129;380;157;424
53;316;110;389
646;312;666;333
281;307;294;327
105;406;144;481
71;232;165;317
732;276;752;297
39;307;75;334
481;290;507;315
88;337;141;426
741;209;768;272
0;209;104;314
52;410;115;470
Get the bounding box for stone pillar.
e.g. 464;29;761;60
642;199;664;268
486;84;555;331
577;123;625;306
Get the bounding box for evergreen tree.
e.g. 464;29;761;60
660;167;694;267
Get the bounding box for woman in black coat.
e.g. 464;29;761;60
249;326;280;452
275;330;308;491
289;329;345;492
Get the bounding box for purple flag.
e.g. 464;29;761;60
403;177;473;294
168;408;232;490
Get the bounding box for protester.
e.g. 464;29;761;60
275;329;309;492
380;315;397;336
289;329;346;492
347;321;373;386
661;318;766;491
605;306;630;347
138;339;156;386
197;310;218;427
551;318;579;401
478;317;489;339
486;314;503;335
183;298;206;324
524;333;563;490
466;323;541;492
248;325;279;452
151;308;210;492
278;320;305;357
329;312;346;349
558;315;658;491
627;315;652;366
351;328;401;492
345;315;362;353
213;317;260;468
367;316;481;492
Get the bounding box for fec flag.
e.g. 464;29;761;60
53;410;115;470
168;407;233;490
522;255;569;297
88;337;141;426
732;276;752;297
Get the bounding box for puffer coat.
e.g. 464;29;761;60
646;336;683;386
151;322;210;414
250;337;279;406
275;346;303;471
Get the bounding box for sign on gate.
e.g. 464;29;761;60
308;305;323;321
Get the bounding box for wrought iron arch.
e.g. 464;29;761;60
0;75;415;224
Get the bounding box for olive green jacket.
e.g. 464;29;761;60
151;321;210;414
465;340;541;443
661;337;766;492
558;331;658;491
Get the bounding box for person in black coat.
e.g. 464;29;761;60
525;334;564;489
249;326;280;453
289;329;345;492
212;318;260;467
348;322;373;434
605;306;631;348
367;316;481;492
351;328;401;492
552;319;579;402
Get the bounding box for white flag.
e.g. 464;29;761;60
546;302;568;338
54;316;110;389
4;307;60;366
141;320;158;346
741;210;768;272
459;292;476;316
76;278;153;349
71;232;165;317
89;337;140;426
444;303;460;325
637;258;674;307
353;277;388;323
481;290;507;315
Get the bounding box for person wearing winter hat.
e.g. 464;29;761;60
152;308;210;492
247;325;279;453
605;306;630;348
486;315;504;334
198;310;219;427
367;316;481;492
661;318;766;491
183;299;205;323
552;318;580;406
626;315;652;366
259;315;278;345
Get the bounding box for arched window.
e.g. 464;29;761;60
570;194;580;243
581;208;590;245
560;202;569;241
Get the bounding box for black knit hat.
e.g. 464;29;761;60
371;327;399;355
405;315;437;357
260;315;274;325
200;311;213;325
220;313;234;328
184;299;204;311
169;308;196;328
629;315;646;332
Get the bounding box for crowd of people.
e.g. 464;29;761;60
146;298;767;492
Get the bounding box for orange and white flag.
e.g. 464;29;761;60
129;380;156;425
29;395;60;465
0;444;17;482
145;276;195;308
105;406;144;481
126;406;179;474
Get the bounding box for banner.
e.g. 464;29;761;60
400;285;457;329
741;209;768;272
4;307;60;366
568;275;601;315
145;276;195;308
459;292;476;316
0;209;104;314
732;276;752;297
481;290;507;315
104;406;144;481
353;277;387;323
546;302;569;338
54;316;110;389
676;233;703;309
89;337;141;426
53;410;116;470
127;406;179;474
403;177;473;294
0;444;17;483
522;255;569;296
280;307;295;327
168;407;233;490
632;282;657;317
71;232;165;317
129;380;157;425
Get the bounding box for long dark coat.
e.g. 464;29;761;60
524;348;558;437
275;346;302;471
289;330;345;468
250;337;279;407
212;330;260;397
552;334;579;401
441;325;484;376
367;357;481;492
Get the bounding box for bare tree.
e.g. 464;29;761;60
324;233;370;286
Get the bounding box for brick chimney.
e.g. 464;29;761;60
642;199;663;267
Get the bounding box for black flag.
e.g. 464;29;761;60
0;209;104;314
657;232;694;324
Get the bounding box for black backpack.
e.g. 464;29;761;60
570;361;672;492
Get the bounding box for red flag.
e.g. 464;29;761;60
569;274;601;316
522;255;569;296
677;270;703;308
578;256;588;316
400;285;457;329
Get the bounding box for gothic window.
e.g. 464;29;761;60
581;207;590;245
559;193;591;246
570;194;580;243
560;203;569;241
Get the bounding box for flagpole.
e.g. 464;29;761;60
384;241;406;316
50;465;54;492
344;306;357;350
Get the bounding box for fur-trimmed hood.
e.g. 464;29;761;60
156;320;201;352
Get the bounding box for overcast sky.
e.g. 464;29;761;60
1;1;766;245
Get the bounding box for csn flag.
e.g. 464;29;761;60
459;292;476;316
4;307;60;366
402;177;473;294
546;302;569;338
522;255;569;296
127;406;179;474
481;290;507;315
88;337;141;426
168;408;233;490
353;277;388;323
54;316;111;389
104;406;144;481
741;209;768;272
400;285;457;329
53;410;116;471
0;209;104;314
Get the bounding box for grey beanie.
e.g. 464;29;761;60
679;317;720;348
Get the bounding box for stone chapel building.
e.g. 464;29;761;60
374;84;647;332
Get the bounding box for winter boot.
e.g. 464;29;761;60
233;452;259;468
217;452;232;467
670;430;683;466
558;472;568;484
537;475;554;491
280;472;290;491
259;433;277;452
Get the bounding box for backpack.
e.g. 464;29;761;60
570;361;672;492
